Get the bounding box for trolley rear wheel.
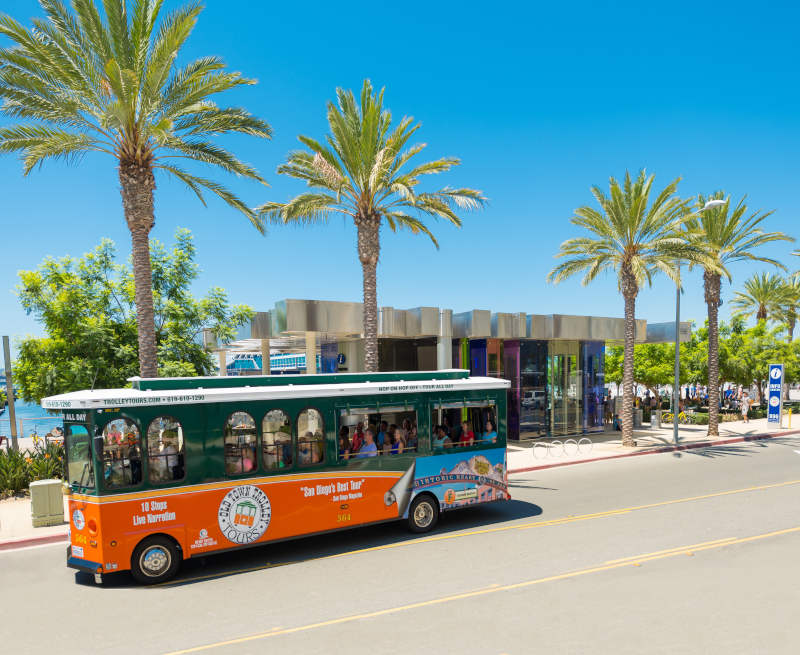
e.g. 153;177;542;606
131;535;180;585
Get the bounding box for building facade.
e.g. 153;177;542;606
218;299;688;441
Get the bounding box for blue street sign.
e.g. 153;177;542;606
767;363;784;423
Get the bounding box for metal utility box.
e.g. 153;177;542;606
651;409;661;429
30;479;65;527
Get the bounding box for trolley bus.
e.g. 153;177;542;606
43;370;510;584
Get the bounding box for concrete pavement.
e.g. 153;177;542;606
2;433;800;654
507;416;796;472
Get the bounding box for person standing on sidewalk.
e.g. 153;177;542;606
741;391;752;423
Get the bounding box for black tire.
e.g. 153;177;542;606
408;494;439;533
131;535;180;585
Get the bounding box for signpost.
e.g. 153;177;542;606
767;363;784;424
2;335;19;450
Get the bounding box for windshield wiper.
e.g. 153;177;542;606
73;462;89;492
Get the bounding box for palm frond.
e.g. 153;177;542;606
550;169;687;293
259;78;483;249
156;163;260;228
0;123;104;173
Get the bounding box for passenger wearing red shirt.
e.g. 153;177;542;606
350;422;365;452
459;421;475;446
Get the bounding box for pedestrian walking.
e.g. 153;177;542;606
741;391;752;423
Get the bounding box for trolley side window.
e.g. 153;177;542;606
225;412;257;475
65;424;94;489
146;416;185;483
431;401;498;449
262;409;292;470
100;418;143;488
337;407;418;460
297;408;324;467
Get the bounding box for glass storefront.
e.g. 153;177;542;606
549;341;582;436
582;341;605;432
503;341;520;440
520;340;548;438
415;336;604;440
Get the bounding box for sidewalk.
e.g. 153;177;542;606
507;417;799;473
0;494;69;550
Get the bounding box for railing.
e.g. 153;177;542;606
532;437;593;459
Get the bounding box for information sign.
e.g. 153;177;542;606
767;363;784;423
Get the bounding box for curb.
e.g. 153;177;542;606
508;428;800;475
0;529;69;552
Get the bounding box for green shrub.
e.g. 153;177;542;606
692;414;709;425
0;439;64;497
0;449;32;497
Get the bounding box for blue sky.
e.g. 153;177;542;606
1;0;799;354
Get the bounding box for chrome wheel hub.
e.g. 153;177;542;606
141;546;170;576
414;502;434;528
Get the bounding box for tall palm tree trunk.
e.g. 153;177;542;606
357;215;381;372
788;313;796;343
120;162;158;378
704;270;721;437
620;266;637;447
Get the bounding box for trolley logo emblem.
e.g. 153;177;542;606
72;509;85;531
218;485;271;545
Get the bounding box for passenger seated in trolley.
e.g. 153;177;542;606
298;432;323;465
338;426;351;460
355;429;378;458
483;420;497;444
432;425;452;449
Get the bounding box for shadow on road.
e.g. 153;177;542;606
80;498;543;590
677;436;800;459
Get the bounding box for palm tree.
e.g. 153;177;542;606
732;272;787;322
779;272;800;342
684;194;789;436
0;0;271;377
257;80;485;371
548;170;694;447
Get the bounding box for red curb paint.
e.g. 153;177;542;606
0;531;68;552
508;429;800;475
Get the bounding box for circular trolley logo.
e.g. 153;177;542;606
218;485;271;545
770;396;781;407
72;509;85;531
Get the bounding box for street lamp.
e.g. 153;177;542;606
673;198;726;445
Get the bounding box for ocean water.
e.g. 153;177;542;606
0;400;62;438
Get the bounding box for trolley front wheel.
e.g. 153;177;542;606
408;494;439;533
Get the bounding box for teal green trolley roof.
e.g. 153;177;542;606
42;370;509;411
129;369;471;391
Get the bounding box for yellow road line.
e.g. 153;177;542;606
604;536;738;564
162;524;800;655
159;478;800;586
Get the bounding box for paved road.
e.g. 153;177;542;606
3;436;800;654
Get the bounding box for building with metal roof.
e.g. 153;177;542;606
209;299;689;441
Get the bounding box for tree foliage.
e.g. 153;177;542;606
605;317;800;404
0;0;271;219
732;272;788;322
14;228;253;401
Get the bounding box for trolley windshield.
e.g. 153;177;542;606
65;423;94;490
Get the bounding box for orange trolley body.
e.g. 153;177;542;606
66;469;406;574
